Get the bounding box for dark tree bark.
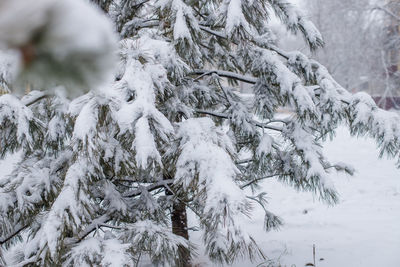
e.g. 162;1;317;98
171;201;191;267
165;174;191;267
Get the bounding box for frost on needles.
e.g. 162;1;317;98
0;0;398;266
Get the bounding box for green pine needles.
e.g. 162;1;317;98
0;0;399;266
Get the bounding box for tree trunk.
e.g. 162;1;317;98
171;201;191;267
164;174;191;267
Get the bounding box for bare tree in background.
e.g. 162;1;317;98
304;0;386;95
372;0;400;109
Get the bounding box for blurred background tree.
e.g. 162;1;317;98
276;0;400;109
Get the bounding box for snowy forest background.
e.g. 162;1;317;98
0;0;399;267
267;0;400;102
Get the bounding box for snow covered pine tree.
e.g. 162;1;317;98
1;0;400;266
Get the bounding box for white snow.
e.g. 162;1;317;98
252;48;316;115
0;0;117;96
271;0;323;47
1;125;399;266
115;51;173;169
0;94;35;144
191;126;400;267
158;0;198;42
73;98;99;141
225;0;251;35
133;117;162;168
41;159;91;258
175;117;245;211
174;6;192;41
256;133;274;157
0;50;19;92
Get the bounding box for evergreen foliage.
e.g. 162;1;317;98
0;0;399;266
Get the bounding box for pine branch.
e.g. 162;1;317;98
192;69;257;84
64;214;111;246
194;109;283;132
235;158;253;165
122;179;174;198
98;223;128;230
199;25;227;40
21;91;51;106
240;174;288;189
64;179;174;246
197;25;349;105
121;19;159;37
197;26;351;110
0;224;28;245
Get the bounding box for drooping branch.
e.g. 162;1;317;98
194;109;283;132
122;179;174;198
64;179;174;246
64;214;111;246
192;69;257;84
240;174;283;189
199;25;227;40
0;224;28;246
21;91;51;106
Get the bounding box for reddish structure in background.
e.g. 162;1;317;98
372;96;400;110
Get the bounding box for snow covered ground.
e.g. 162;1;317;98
1;126;399;267
193;126;400;267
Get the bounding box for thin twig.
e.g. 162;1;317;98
372;6;400;21
195;109;283;132
240;174;288;189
